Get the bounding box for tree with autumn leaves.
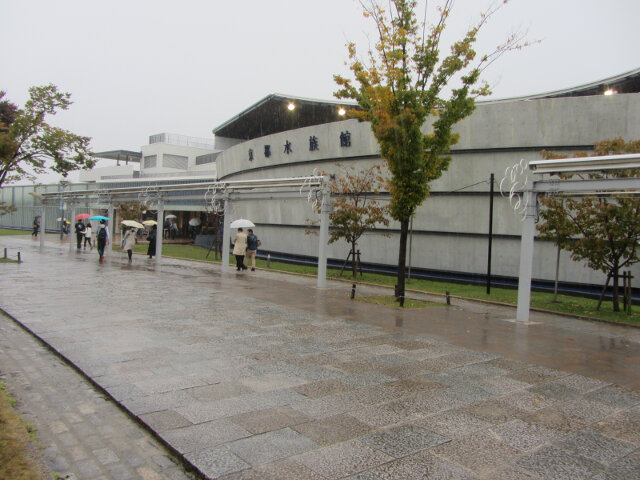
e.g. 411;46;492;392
0;85;94;206
325;164;389;279
335;0;526;305
538;139;640;312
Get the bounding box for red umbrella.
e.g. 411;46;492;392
75;213;91;221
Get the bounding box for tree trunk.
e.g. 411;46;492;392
553;243;561;302
351;241;357;279
396;219;410;307
596;273;612;311
612;266;620;312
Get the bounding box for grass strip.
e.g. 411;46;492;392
0;228;31;236
0;380;47;479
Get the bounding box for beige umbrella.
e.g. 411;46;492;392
121;220;144;229
142;220;157;226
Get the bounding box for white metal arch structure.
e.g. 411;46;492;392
515;153;640;323
39;175;331;287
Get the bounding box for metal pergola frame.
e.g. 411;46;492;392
39;176;332;287
516;154;640;323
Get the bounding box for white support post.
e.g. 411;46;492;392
516;188;537;323
40;204;46;249
317;184;330;288
107;203;114;255
222;196;231;272
156;198;164;263
69;202;76;252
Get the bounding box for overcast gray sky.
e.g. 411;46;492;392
2;0;640;183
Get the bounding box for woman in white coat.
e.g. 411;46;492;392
122;227;137;263
232;227;248;271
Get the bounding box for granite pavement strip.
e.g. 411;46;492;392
0;235;639;480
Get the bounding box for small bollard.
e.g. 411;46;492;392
350;283;356;299
445;291;451;305
17;252;21;263
267;253;271;268
3;248;6;259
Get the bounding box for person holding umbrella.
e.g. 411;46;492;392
74;217;86;249
122;226;137;263
232;227;248;271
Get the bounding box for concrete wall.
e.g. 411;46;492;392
215;93;640;286
140;142;217;175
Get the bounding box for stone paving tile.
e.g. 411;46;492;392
124;390;196;416
138;410;192;432
292;439;394;479
218;458;327;480
592;406;640;445
291;413;374;446
160;419;251;454
554;397;620;423
554;374;613;393
225;428;318;466
557;430;638;466
417;409;494;439
461;397;530;425
345;450;478;479
186;381;255;401
506;364;569;385
591;450;640;480
487;418;559;452
185;446;250;479
360;423;450;458
585;385;640;410
430;431;523;477
291;378;352;399
514;445;606;480
229;405;312;435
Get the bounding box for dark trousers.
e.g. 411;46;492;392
97;239;106;258
84;237;92;248
76;233;84;249
235;254;245;270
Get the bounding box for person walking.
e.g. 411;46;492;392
246;228;260;272
74;219;86;249
232;227;248;271
32;216;40;239
96;219;110;264
84;223;93;249
122;227;137;263
147;224;157;259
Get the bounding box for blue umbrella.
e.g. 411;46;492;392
88;215;110;221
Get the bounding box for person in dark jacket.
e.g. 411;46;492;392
74;219;86;249
246;228;260;271
96;219;110;264
147;224;157;258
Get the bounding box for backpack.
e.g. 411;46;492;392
97;226;107;241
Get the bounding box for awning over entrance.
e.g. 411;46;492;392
212;93;359;141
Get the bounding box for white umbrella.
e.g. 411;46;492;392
121;220;144;229
142;220;157;226
188;218;201;226
165;214;177;219
230;218;255;228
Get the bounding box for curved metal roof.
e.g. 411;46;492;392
481;67;640;104
212;93;358;141
212;69;640;140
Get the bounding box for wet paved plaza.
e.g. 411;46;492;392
1;235;639;479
